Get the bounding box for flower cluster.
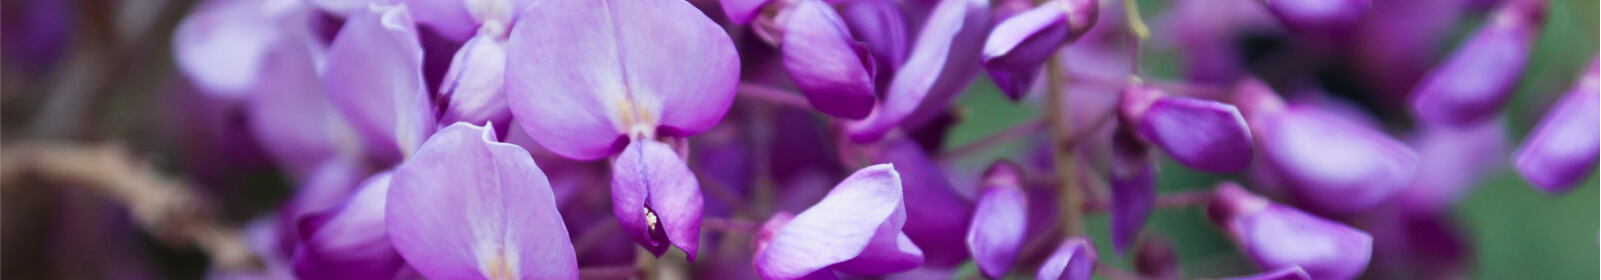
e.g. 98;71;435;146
149;0;1597;279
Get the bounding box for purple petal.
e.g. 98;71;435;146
1259;0;1369;34
387;123;578;280
1398;118;1508;212
1108;133;1155;253
173;0;289;97
292;172;406;280
324;4;436;161
245;32;349;180
439;34;512;128
1037;237;1097;280
782;0;878;119
610;139;705;260
846;0;970;142
1137;97;1254;173
507;0;739;159
1514;58;1599;194
1409;0;1544;126
1257;107;1418;214
722;0;773;25
982;4;1070;72
278;158;378;256
756;164;923;279
875;137;973;267
898;0;992;132
1208;183;1374;280
965;170;1027;279
840;0;909;75
1219;266;1312;280
307;0;374;16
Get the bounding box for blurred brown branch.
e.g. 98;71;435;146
1;141;261;271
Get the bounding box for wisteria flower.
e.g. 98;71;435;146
755;164;924;280
1409;0;1546;126
323;3;438;162
505;0;739;260
386;122;578;279
1208;182;1373;280
1036;237;1097;280
1514;57;1599;194
966;160;1027;279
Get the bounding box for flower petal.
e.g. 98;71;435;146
1108;132;1155;253
1398;118;1508;212
1257;107;1418;214
782;0;878;119
1409;0;1544;126
1514;58;1599;194
507;0;739;159
1037;237;1097;280
1219;266;1312;280
173;0;289;97
246;31;351;180
324;4;436;161
440;34;512;128
756;164;921;280
1138;97;1254;173
840;0;909;74
387;123;578;280
982;4;1070;72
610;139;705;260
966;164;1027;279
876;137;973;267
292;171;406;280
846;0;970;142
1208;183;1373;280
721;0;773;25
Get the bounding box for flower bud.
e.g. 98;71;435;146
1109;127;1155;253
981;0;1095;100
1121;83;1255;173
781;0;879;119
967;160;1029;279
1037;237;1098;280
1244;83;1418;215
1409;0;1546;126
1208;183;1374;280
1514;57;1598;194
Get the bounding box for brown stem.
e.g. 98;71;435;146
0;142;261;271
1081;190;1215;214
1046;55;1086;237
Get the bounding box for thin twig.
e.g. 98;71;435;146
937;117;1048;162
0;142;261;271
737;83;813;110
1081;190;1214;214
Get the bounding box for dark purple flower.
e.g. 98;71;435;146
292;171;406;280
1208;182;1373;280
873;137;974;267
1409;0;1546;126
981;0;1096;100
1120;83;1254;173
1257;0;1369;35
386;123;578;279
1037;237;1097;280
781;0;879;119
755;164;925;280
1108;128;1156;253
966;160;1028;279
840;0;909;80
1220;266;1311;280
1514;57;1599;194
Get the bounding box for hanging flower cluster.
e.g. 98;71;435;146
159;0;1597;279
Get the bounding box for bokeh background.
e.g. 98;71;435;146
1;0;1596;279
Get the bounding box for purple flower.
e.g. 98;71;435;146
395;0;531;41
981;0;1096;100
278;158;378;256
174;0;314;97
1037;237;1097;280
754;164;925;280
1257;0;1369;35
292;171;406;280
781;0;879;119
505;0;738;260
1220;266;1311;280
385;123;578;279
847;0;988;142
1108;127;1156;253
323;4;438;162
1514;57;1599;194
437;33;512;129
1397;118;1508;213
840;0;909;81
1208;182;1373;280
1236;79;1418;215
722;0;774;25
1120;83;1254;173
966;160;1028;279
244;28;355;180
873;137;974;267
1409;0;1546;126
